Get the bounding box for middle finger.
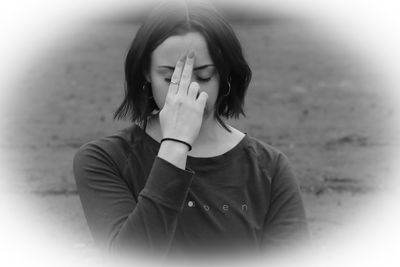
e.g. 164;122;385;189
177;50;195;95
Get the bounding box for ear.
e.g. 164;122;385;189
143;70;151;83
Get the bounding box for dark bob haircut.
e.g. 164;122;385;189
114;0;252;131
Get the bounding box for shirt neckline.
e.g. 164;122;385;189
133;124;249;165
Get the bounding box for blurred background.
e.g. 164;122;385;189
0;0;399;263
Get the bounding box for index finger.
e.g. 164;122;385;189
167;54;186;96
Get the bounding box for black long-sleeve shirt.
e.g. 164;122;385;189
73;124;309;256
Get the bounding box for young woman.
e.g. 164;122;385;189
73;0;309;257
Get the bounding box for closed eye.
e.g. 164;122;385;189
196;77;211;83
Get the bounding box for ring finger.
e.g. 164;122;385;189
167;54;186;96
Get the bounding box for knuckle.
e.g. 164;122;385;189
166;96;176;105
175;97;185;105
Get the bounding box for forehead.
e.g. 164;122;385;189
151;32;213;66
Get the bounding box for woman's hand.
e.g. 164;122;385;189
159;51;208;146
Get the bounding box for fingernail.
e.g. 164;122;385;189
188;51;195;58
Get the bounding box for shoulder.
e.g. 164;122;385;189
73;125;140;169
244;134;286;161
227;125;281;159
226;124;288;166
243;134;293;177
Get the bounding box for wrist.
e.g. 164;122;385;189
161;138;192;151
160;140;190;153
158;141;189;169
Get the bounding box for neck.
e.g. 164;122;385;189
193;113;228;146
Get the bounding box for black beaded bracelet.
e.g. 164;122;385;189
161;138;192;151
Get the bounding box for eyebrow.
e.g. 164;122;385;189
157;64;215;71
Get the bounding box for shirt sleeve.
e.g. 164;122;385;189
73;142;194;255
262;152;310;250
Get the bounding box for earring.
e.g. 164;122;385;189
142;81;149;91
142;81;153;99
223;78;231;97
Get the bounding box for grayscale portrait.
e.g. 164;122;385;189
1;0;398;266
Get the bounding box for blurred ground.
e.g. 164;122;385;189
1;16;398;257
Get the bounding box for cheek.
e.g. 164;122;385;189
151;79;169;109
206;81;220;102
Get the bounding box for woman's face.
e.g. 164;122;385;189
146;31;220;118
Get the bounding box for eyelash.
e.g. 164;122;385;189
164;77;211;83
